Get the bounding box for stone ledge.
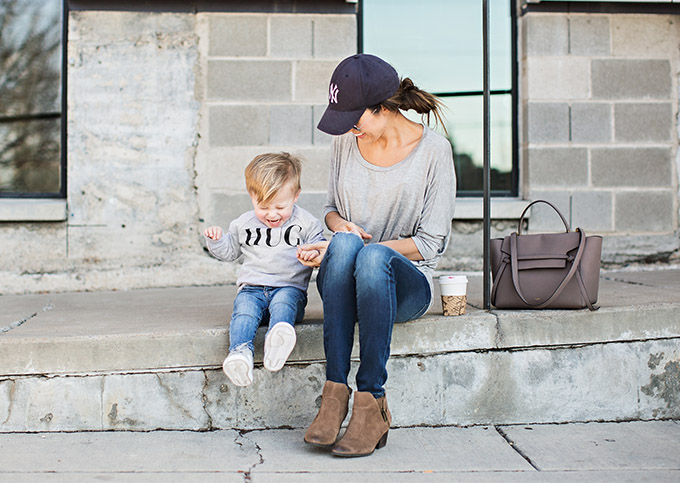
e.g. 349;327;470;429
2;273;679;376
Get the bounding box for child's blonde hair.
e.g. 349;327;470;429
245;152;302;205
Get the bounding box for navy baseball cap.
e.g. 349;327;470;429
317;54;400;136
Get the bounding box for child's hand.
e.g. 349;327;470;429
296;241;329;268
297;247;320;262
204;226;223;241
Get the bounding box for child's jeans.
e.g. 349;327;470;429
229;285;307;353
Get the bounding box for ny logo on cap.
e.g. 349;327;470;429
329;83;339;104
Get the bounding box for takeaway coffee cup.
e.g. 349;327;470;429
439;275;468;316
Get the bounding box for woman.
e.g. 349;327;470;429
297;54;456;457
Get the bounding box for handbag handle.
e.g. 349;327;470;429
509;227;587;309
518;200;570;235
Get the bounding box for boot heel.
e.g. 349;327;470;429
376;431;388;450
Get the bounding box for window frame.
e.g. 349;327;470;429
357;0;519;198
0;0;68;199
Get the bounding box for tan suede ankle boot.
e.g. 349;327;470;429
304;381;351;447
331;391;391;457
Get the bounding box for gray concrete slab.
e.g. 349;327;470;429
0;423;678;482
252;470;680;483
250;427;532;473
0;430;255;477
501;421;680;471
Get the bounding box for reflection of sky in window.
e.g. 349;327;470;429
364;0;512;171
363;0;511;93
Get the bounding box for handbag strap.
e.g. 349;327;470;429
518;200;570;235
509;228;587;309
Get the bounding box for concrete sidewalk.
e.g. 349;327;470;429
1;421;678;482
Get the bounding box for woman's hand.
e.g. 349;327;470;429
297;241;329;268
326;212;372;241
334;221;372;240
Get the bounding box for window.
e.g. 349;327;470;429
0;0;64;198
361;0;517;196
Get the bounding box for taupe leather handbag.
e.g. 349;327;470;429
490;200;602;311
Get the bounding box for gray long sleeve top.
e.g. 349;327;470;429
206;205;325;292
324;126;456;304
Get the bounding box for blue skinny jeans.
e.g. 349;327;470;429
229;285;307;353
316;233;431;398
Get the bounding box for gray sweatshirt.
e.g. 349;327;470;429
206;205;325;292
324;126;456;303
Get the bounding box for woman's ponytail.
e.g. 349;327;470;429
373;78;447;134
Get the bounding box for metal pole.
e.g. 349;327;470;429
482;0;491;310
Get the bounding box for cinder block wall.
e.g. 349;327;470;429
194;13;356;232
522;12;679;263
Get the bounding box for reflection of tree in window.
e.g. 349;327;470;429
361;0;516;196
0;0;61;194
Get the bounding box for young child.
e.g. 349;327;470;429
204;152;324;387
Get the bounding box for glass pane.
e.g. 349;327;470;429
363;0;512;93
0;119;61;193
408;94;513;194
0;0;62;194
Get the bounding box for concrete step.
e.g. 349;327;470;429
1;269;679;432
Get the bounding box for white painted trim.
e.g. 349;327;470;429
0;199;67;222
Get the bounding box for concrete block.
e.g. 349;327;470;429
526;57;590;100
0;225;67;272
614;103;672;143
602;233;680;264
615;191;674;233
294;146;332;191
297;192;329;225
571;190;613;232
270;16;313;58
204;364;326;429
293;61;338;102
209;105;270;146
592;60;671;100
208;15;267;57
198;147;271;190
269;105;313;145
528;148;588;188
612;15;680;58
569;16;610;56
102;371;209;430
312;104;333;145
312;15;357;59
591;148;671;188
0;376;104;432
527;103;570;143
571;103;612;143
207;192;257;230
70;11;194;44
524;15;568;56
525;191;571;233
207;61;292;101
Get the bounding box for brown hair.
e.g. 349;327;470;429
370;78;447;135
245;152;302;205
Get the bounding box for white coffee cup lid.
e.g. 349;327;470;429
439;275;468;284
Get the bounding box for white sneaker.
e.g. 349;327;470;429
222;348;254;387
263;322;297;372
